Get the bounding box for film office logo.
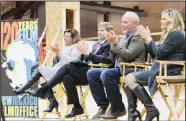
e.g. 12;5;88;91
1;20;38;89
1;19;39;118
1;20;38;50
2;96;38;117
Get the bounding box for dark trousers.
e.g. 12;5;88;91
63;75;80;104
47;63;89;104
87;67;125;112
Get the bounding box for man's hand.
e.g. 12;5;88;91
76;41;89;55
50;44;60;56
104;30;118;46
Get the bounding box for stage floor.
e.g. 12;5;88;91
4;87;185;121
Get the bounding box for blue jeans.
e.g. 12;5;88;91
87;68;125;112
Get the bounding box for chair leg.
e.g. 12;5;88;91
105;104;111;113
57;112;61;119
40;112;47;121
40;110;62;121
178;100;185;118
140;108;146;118
158;85;175;120
73;116;77;121
168;84;184;120
79;86;90;106
73;86;90;121
166;84;179;120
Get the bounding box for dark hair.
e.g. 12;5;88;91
64;29;81;44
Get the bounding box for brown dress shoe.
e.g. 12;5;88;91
92;107;107;119
100;109;127;119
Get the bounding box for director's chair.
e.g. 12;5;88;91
156;60;185;120
101;62;148;121
61;63;109;121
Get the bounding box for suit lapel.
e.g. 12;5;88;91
124;31;137;47
92;42;99;53
93;40;107;54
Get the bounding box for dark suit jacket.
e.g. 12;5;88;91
83;40;111;64
68;40;111;84
109;31;146;73
146;30;185;95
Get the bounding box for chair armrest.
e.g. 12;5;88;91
157;60;185;77
131;62;146;65
99;63;109;67
132;62;152;66
88;63;101;67
131;62;150;69
120;62;135;67
88;63;109;68
157;60;185;66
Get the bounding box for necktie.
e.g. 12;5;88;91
94;42;102;54
124;34;130;40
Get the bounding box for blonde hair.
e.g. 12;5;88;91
160;8;185;43
98;22;113;31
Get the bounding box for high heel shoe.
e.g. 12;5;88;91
43;97;59;112
132;86;160;121
129;110;142;121
156;114;159;121
145;108;159;121
126;87;141;121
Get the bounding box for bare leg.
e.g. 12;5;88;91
125;73;139;90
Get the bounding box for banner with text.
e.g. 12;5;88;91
1;19;39;117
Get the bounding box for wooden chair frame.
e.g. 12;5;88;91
127;60;185;120
60;84;90;121
156;60;185;120
102;62;147;120
40;82;62;121
61;63;109;121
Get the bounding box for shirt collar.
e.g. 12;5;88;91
125;29;137;39
99;40;106;44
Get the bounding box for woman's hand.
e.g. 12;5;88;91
137;25;152;43
50;44;60;56
76;41;89;55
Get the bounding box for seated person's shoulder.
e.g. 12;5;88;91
131;33;145;43
169;30;185;37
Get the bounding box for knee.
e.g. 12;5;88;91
100;70;114;85
63;75;71;84
63;75;74;87
63;63;71;69
87;68;95;78
125;73;135;87
100;70;108;82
